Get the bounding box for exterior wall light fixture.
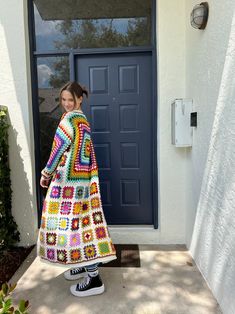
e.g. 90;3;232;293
190;2;209;29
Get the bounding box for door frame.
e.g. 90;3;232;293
27;0;158;229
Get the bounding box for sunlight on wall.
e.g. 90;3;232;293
190;10;235;314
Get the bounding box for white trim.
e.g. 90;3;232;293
108;225;185;244
109;225;160;244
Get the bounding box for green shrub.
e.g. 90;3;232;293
0;106;20;251
0;282;30;314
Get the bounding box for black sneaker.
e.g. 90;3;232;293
64;267;87;280
70;274;105;297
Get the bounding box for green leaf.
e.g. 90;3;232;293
18;300;26;312
2;298;11;311
0;111;6;117
8;284;17;293
15;310;21;314
5;298;12;308
2;283;8;296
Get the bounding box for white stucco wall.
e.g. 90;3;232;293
156;0;187;243
185;1;235;313
0;0;38;246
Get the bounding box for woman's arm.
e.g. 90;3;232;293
41;112;74;179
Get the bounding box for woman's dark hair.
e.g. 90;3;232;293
59;81;88;107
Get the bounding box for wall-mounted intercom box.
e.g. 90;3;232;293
171;98;193;147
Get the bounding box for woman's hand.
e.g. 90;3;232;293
40;175;51;188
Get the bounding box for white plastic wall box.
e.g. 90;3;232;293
171;98;193;147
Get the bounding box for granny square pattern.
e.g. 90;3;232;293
37;111;117;267
70;248;82;262
48;202;59;215
46;217;58;230
60;201;72;215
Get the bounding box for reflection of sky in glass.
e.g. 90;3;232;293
37;57;68;88
34;3;149;51
37;58;53;88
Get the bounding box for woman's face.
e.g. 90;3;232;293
61;90;82;112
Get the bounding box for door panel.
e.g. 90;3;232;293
75;52;153;224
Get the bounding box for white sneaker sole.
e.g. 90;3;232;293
70;284;105;297
64;270;87;281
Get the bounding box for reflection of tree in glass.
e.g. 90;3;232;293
48;57;70;88
126;18;151;46
40;56;69;172
46;18;151;88
52;19;124;48
45;18;150;104
53;18;150;50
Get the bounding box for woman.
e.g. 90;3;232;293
37;81;117;297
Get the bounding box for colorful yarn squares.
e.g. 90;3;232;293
39;231;45;244
46;232;57;245
58;234;67;246
62;186;74;199
59;217;69;231
75;186;84;199
48;201;59;214
57;249;67;263
47;248;55;260
95;227;107;240
84;244;97;259
41;216;46;229
71;218;79;231
42;201;47;213
70;234;81;246
46;217;58;230
98;241;110;255
91;197;100;210
82;215;91;228
82;200;90;213
73;202;82;215
50;186;61;199
60;154;67;167
92;211;103;225
70;249;82;262
90;182;98;195
60;201;72;215
82;229;94;243
39;246;45;257
81;136;91;164
84;186;89;198
52;170;63;183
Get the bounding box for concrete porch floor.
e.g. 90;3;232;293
9;245;222;314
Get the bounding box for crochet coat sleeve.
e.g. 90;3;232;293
41;112;74;177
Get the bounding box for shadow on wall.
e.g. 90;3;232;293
8;113;37;246
190;9;235;314
1;2;38;245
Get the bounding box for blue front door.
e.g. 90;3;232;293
76;52;153;224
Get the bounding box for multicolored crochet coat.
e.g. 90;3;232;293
37;110;117;268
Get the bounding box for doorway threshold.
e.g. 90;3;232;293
108;225;161;244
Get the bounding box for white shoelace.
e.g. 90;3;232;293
76;275;91;290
